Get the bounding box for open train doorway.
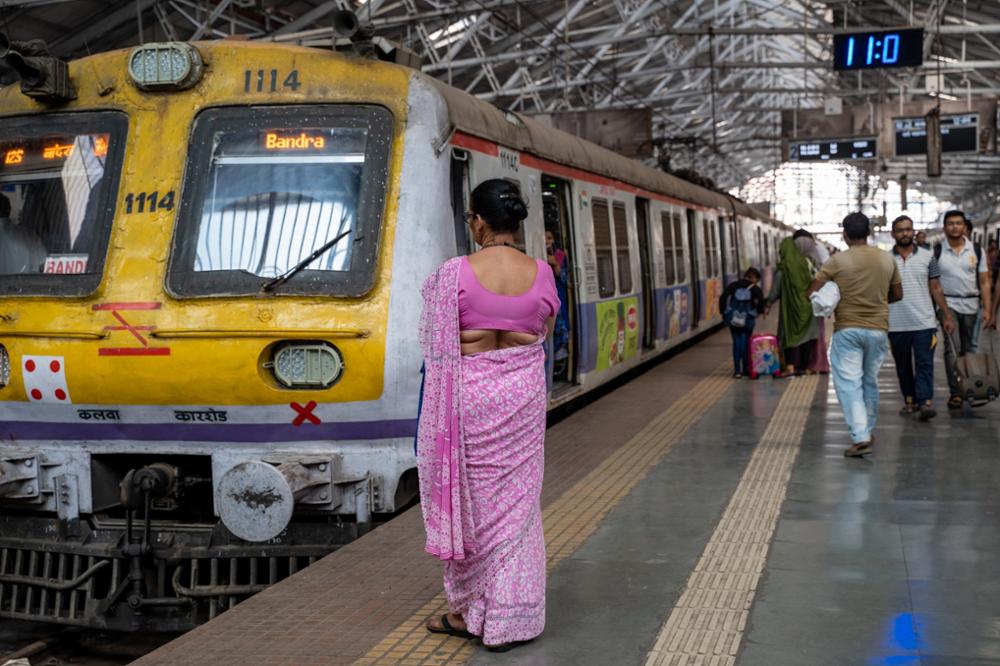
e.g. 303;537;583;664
542;175;577;391
635;197;655;350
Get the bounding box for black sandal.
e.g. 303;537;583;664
427;614;476;640
485;639;532;652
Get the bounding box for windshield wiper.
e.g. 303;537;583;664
260;228;356;293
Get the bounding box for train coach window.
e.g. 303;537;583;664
0;112;127;296
591;198;615;297
612;202;632;294
673;210;686;283
167;105;392;297
660;211;675;285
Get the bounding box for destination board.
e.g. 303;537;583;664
894;113;978;156
788;137;878;161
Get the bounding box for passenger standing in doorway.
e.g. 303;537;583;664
419;179;557;652
888;215;954;421
545;230;570;364
808;213;902;458
935;210;994;409
766;230;819;375
719;267;765;378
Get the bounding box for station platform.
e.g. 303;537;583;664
135;324;1000;666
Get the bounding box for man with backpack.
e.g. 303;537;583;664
719;267;765;378
935;210;993;409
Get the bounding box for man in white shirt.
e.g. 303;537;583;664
889;216;954;421
935;210;993;409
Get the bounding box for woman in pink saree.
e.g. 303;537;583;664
418;179;558;652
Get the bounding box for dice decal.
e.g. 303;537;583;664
22;355;71;404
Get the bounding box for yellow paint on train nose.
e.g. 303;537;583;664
0;43;411;405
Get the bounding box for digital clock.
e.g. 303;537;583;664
833;28;923;71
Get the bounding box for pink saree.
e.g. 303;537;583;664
417;256;548;645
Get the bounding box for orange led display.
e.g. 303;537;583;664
43;143;74;160
3;148;24;165
264;132;326;150
94;135;109;157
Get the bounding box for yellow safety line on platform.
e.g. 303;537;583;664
354;363;733;666
644;374;819;666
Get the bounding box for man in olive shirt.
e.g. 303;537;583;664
808;213;903;458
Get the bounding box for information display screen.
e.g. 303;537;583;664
788;138;877;162
1;134;109;175
833;28;923;70
894;113;978;156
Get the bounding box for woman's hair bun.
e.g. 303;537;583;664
471;179;528;233
500;192;528;222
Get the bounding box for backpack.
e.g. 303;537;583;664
725;285;755;328
934;241;983;295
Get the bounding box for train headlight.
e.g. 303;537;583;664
0;346;8;388
128;43;203;91
270;343;343;389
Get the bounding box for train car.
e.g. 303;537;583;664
0;35;786;630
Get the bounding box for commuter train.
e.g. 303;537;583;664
0;35;788;630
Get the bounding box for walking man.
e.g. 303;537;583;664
808;213;902;458
888;215;954;421
935;210;994;409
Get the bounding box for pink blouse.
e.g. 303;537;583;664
458;256;560;335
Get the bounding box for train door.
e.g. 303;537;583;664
635;197;655;350
686;209;701;329
450;149;474;254
541;175;577;389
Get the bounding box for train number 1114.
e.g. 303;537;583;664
244;69;302;93
124;191;175;214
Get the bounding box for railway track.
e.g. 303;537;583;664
0;621;176;666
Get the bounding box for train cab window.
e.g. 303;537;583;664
167;105;392;297
673;210;686;283
660;211;676;285
0;112;127;296
703;217;719;278
591;198;615;297
612;201;632;294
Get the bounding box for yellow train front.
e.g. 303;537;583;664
0;40;431;630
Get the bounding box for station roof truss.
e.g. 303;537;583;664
3;0;1000;209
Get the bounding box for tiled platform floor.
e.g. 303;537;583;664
138;324;1000;666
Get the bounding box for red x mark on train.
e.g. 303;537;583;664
94;302;171;356
290;401;321;426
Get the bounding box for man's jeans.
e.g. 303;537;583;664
941;307;979;398
830;328;889;444
888;328;937;406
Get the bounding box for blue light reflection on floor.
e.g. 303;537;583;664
867;612;922;665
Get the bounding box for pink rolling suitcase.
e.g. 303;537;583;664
749;334;781;379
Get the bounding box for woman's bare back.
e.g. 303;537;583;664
460;248;553;355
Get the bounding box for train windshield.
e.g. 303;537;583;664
0;112;127;296
168;105;392;297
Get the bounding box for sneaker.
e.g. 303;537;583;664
918;404;937;421
899;404;915;417
844;442;873;458
733;373;743;379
